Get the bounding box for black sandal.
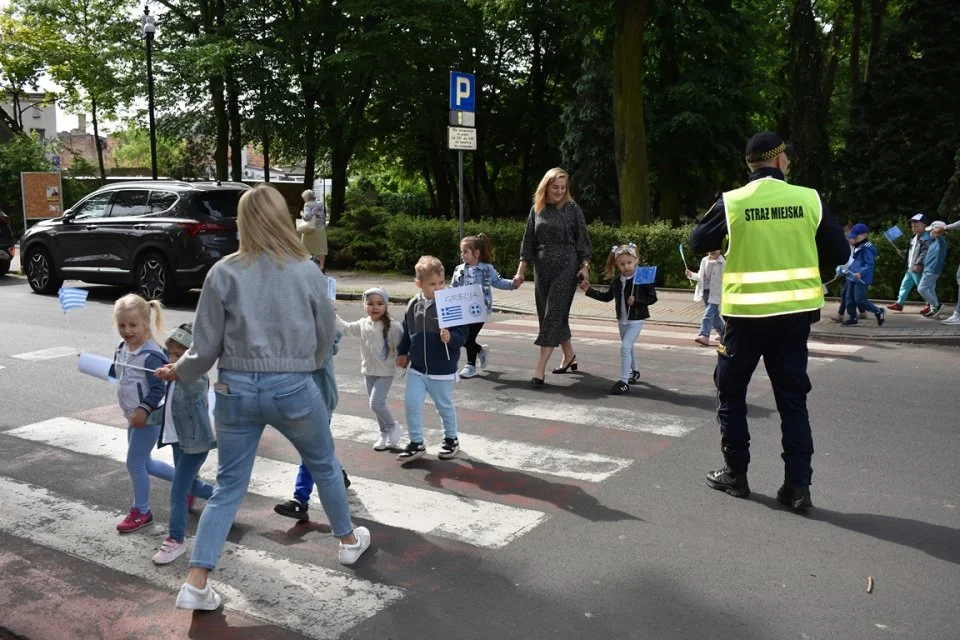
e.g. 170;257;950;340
531;376;545;386
552;355;578;374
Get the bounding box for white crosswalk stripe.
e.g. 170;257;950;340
0;475;404;640
11;346;78;361
6;417;548;549
336;374;704;437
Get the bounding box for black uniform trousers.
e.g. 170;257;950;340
714;312;814;486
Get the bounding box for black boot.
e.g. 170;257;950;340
776;483;812;510
705;466;750;498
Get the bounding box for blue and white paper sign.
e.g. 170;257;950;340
883;225;903;243
436;284;486;328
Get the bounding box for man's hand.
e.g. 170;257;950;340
129;408;149;428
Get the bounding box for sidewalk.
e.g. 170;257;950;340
329;270;960;345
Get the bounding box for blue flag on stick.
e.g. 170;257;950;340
883;225;903;243
58;287;88;313
633;266;657;285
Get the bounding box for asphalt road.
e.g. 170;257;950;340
1;275;958;640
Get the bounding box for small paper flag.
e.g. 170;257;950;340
58;287;88;313
633;266;657;285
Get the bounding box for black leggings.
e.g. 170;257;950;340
464;322;484;365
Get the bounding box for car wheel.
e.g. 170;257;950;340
0;260;9;277
25;248;63;294
136;252;178;302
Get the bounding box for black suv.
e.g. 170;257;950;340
20;181;249;300
0;207;14;277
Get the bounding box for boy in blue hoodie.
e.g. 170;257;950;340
396;255;469;463
840;223;885;327
919;221;949;318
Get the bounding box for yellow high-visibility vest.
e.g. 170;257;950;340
721;177;824;317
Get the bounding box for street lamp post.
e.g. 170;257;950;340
140;7;158;180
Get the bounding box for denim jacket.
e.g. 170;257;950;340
149;374;216;455
450;262;514;313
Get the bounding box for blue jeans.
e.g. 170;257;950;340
126;423;175;512
845;282;880;318
405;374;457;444
897;271;920;304
918;271;941;307
618;321;644;383
698;293;725;338
837;281;861;316
168;444;215;542
190;371;354;570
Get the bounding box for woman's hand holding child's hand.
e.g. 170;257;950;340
129;408;148;428
578;279;590;291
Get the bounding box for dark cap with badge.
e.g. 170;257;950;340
910;212;930;225
745;132;787;163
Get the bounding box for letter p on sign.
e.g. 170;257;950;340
449;71;476;112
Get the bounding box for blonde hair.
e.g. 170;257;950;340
415;255;445;280
113;293;167;343
302;189;315;201
230;185;310;266
605;243;638;277
533;167;573;214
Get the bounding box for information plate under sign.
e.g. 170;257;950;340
447;126;477;151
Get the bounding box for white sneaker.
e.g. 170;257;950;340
477;345;488;368
339;526;371;565
459;364;477;378
373;432;390;451
175;582;222;611
941;314;960;325
152;537;187;565
386;423;404;448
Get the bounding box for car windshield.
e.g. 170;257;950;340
194;191;242;219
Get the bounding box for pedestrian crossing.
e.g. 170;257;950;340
0;321;863;639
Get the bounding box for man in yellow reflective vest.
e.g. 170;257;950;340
689;132;848;510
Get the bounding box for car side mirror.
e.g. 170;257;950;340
62;209;75;221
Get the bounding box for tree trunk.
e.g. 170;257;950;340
656;5;680;223
787;0;829;191
613;0;651;225
210;75;228;181
850;0;862;93
263;131;271;183
330;143;348;227
226;65;242;182
421;162;437;213
822;15;844;109
90;95;107;181
863;0;887;86
303;93;318;191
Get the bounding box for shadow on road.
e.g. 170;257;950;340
752;493;960;565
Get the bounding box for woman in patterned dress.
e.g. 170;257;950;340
513;168;592;385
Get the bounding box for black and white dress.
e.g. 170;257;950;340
520;202;592;347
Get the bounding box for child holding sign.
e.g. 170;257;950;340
450;233;516;379
686;250;726;346
580;244;657;395
396;256;469;462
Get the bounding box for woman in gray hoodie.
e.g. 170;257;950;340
157;185;370;612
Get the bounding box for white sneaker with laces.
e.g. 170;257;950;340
152;537;187;565
459;364;477;378
941;313;960;325
339;526;371;565
175;582;222;611
386;423;404;448
478;345;488;368
373;432;390;451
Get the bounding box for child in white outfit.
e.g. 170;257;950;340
337;287;405;450
686;250;726;346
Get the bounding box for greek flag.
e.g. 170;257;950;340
58;287;89;313
440;305;464;323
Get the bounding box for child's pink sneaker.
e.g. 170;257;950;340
116;507;153;533
694;335;711;346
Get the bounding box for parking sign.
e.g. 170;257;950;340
449;71;475;112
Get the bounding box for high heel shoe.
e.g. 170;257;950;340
531;376;545;386
552;355;578;374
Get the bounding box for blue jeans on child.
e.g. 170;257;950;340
844;281;880;318
405;373;457;444
168;444;215;542
618;320;644;383
189;371;354;570
698;290;725;338
126;423;175;513
918;271;941;307
896;271;921;305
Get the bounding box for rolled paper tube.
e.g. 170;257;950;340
77;353;117;383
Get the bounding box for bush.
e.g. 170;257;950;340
0;135;52;237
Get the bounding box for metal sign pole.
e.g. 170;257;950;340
458;150;464;240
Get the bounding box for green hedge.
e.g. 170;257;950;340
330;212;959;302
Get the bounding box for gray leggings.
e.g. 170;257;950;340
365;375;398;433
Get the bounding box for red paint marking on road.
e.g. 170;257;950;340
73;403;126;427
0;545;310;640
